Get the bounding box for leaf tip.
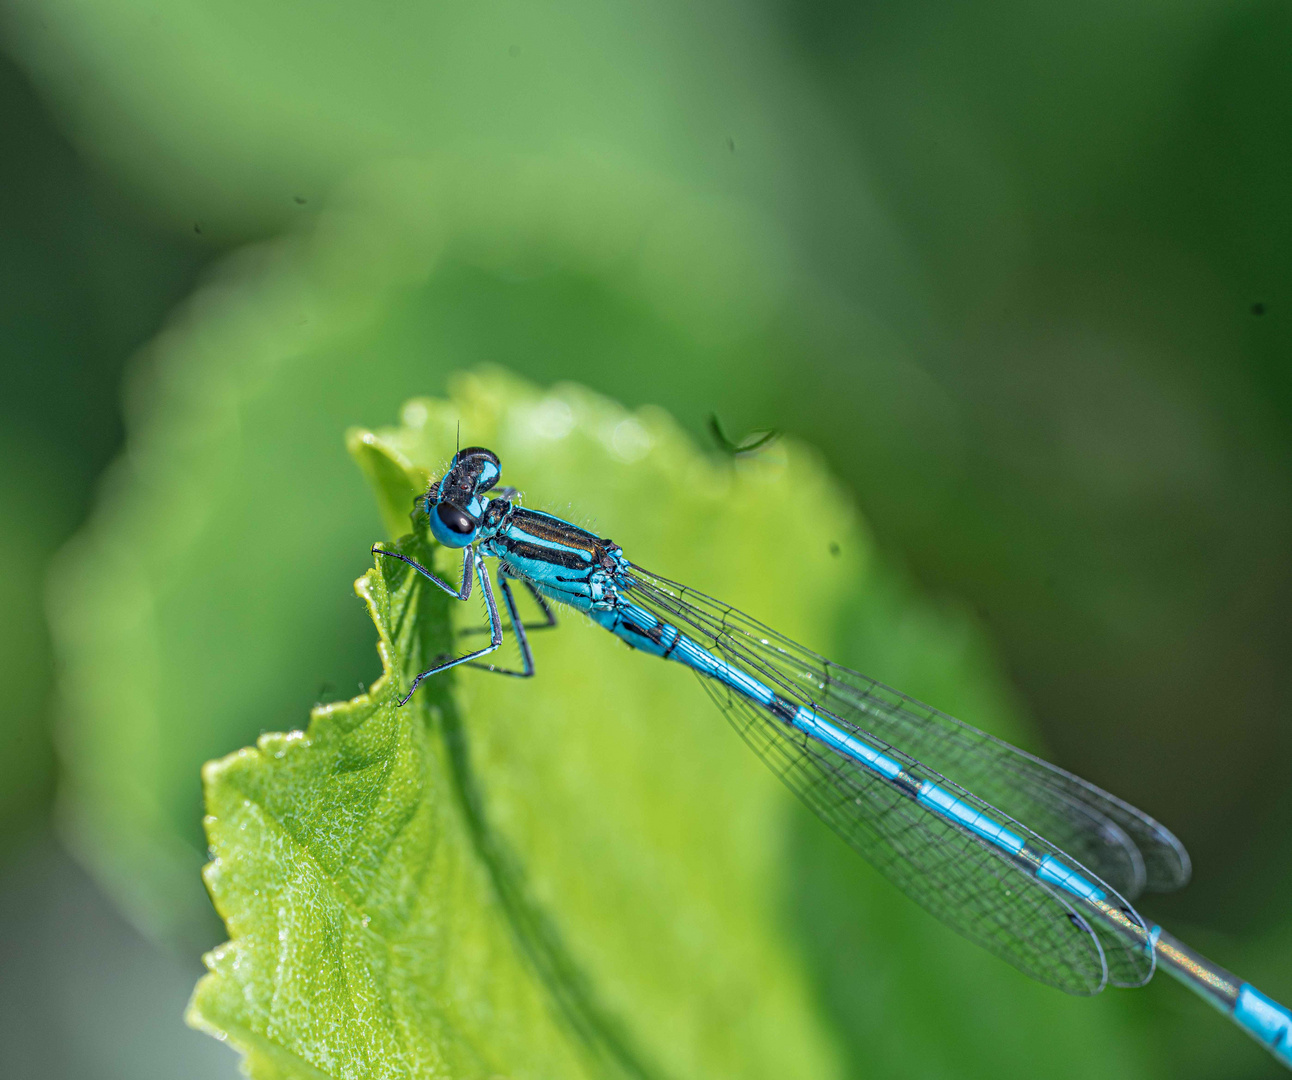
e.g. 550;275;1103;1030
343;425;382;455
347;426;427;539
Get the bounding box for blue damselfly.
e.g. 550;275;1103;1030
374;445;1292;1068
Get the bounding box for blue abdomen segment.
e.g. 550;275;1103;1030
1235;985;1292;1065
1149;925;1292;1065
917;781;1029;857
1036;855;1105;901
604;600;1110;908
792;703;904;780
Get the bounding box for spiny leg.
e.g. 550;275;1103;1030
372;544;505;703
372;543;475;601
466;574;547;678
459;579;557;636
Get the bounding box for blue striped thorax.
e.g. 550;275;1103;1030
481;508;625;612
421;446;627;610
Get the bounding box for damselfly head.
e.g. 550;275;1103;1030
450;446;502;494
424;446;502;548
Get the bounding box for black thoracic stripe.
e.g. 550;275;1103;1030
511;509;604;556
554;570;595;584
507;540;589;570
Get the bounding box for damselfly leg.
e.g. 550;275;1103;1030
371;543;476;602
372;544;505;702
459;578;557;637
464;571;548;679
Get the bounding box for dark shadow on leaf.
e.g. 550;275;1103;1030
386;533;665;1080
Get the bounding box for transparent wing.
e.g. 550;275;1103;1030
624;566;1160;992
694;676;1112;993
626;566;1189;897
818;665;1190;896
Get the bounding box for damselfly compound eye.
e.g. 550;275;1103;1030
436;502;476;535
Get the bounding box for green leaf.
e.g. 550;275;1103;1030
189;374;856;1078
187;528;597;1078
188;371;1150;1079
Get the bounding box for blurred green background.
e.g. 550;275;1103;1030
0;0;1289;1077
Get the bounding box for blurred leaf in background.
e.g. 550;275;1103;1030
0;48;208;849
769;0;1292;913
0;45;225;1080
0;0;1289;1077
